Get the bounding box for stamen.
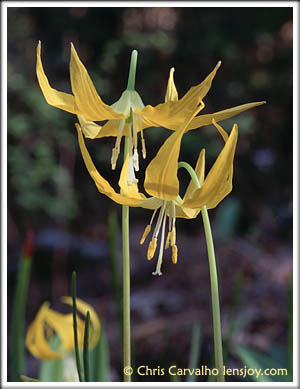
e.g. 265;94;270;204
132;112;139;172
165;231;171;249
171;226;176;246
128;124;138;185
136;115;146;159
140;224;151;245
111;119;125;170
147;238;157;260
133;148;139;171
140;207;159;245
152;211;167;276
172;244;178;264
152;202;167;239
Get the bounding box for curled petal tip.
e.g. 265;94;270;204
217;60;222;68
171;67;175;73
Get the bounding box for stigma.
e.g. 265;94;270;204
140;200;178;276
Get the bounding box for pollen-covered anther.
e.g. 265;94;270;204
133;148;139;171
172;244;178;264
165;231;171;249
147;238;157;260
171;226;176;246
111;147;119;170
141;136;146;159
140;224;151;245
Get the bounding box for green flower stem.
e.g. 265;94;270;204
201;206;225;382
122;136;131;382
127;50;138;91
121;49;138;382
178;161;225;382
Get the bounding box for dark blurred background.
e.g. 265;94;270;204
7;6;293;382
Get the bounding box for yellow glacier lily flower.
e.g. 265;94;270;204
37;42;264;184
76;104;238;275
25;297;100;360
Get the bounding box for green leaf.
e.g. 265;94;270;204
214;197;241;241
10;233;33;381
89;324;110;381
71;272;84;382
39;336;64;382
187;324;202;382
233;345;289;382
83;311;90;382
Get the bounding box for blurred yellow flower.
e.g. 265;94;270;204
25;297;100;360
37;42;264;185
76;105;238;275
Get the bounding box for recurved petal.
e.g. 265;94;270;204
42;310;84;351
70;43;126;122
139;61;221;130
175;205;201;219
212;119;228;142
36;42;76;114
183;149;206;202
25;302;64;360
144;104;204;201
93;119;131;138
165;68;178;102
78;115;103;138
186;101;266;131
184;124;238;210
61;297;101;349
76;123;143;207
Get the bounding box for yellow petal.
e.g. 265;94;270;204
78;115;103;139
25;302;64;360
76;123;143;207
175;205;200;219
144;104;204;200
184;124;238;210
165;68;178;102
88;119;132;139
183;149;206;202
36;42;76;114
118;153;147;201
139;62;220;130
212;119;228;142
70;43;126;121
186;101;266;131
61;297;100;349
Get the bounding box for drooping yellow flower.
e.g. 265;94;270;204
76;104;238;275
37;42;264;184
25;297;100;360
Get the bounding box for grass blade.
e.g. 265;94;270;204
187;323;202;382
83;311;90;382
71;271;83;382
10;230;34;381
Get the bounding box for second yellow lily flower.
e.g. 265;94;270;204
76;103;238;275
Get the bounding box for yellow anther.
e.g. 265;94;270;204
171;226;176;246
141;137;146;159
140;224;151;245
165;231;171;249
147;238;157;260
172;244;178;264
